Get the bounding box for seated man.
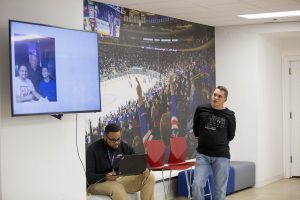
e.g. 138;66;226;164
39;66;57;102
15;64;42;103
86;123;155;200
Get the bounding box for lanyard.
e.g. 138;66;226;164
107;149;115;172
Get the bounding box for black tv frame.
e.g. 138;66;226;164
9;19;101;117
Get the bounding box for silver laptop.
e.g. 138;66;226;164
117;154;148;176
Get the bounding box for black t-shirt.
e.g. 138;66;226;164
27;66;42;92
193;103;236;159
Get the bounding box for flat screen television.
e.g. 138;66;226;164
9;20;101;116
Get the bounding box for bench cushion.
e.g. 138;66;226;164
88;192;139;200
230;161;255;191
177;161;255;197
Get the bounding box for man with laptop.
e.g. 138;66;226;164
86;123;155;200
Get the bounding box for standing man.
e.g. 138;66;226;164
27;48;42;92
86;123;155;200
192;86;236;200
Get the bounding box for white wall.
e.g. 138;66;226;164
282;38;300;56
1;0;300;198
216;22;300;187
0;0;86;200
256;36;283;186
215;26;260;163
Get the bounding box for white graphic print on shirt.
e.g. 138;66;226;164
20;85;30;97
205;115;225;131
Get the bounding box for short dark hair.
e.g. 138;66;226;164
18;64;27;71
104;123;121;135
41;66;49;71
217;86;228;98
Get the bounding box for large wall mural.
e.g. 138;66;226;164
83;0;215;159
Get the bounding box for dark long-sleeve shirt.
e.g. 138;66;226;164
193;103;236;159
86;139;135;185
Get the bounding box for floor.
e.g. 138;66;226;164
174;177;300;200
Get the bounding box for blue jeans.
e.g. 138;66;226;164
192;153;229;200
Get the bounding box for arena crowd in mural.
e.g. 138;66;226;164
83;0;216;159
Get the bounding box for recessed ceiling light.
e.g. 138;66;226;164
239;10;300;19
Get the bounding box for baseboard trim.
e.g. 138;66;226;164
255;173;284;187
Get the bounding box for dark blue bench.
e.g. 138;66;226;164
177;161;255;198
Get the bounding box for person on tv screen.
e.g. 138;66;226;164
27;46;42;92
15;64;42;103
39;66;57;102
86;123;155;200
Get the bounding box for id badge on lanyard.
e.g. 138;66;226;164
107;149;115;173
